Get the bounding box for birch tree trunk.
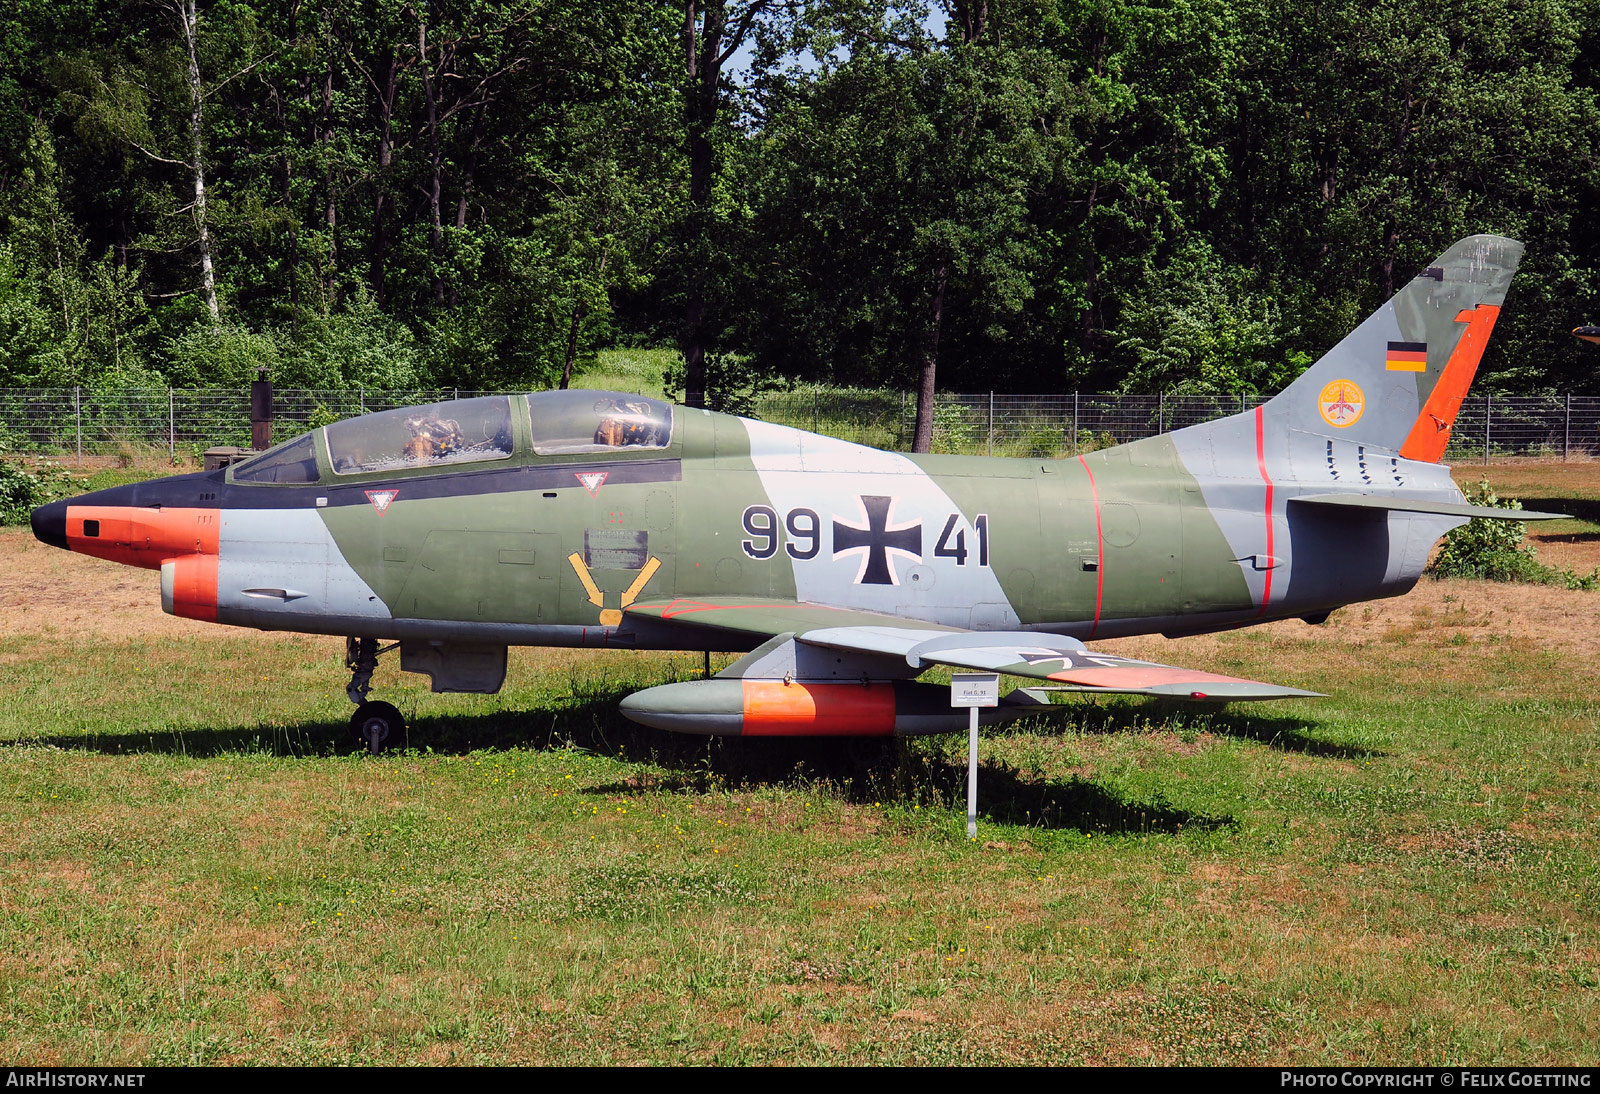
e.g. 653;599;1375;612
177;0;220;320
419;12;447;305
371;52;400;308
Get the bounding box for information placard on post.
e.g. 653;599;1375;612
951;673;999;839
951;673;1000;708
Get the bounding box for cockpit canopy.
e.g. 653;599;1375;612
325;396;515;475
228;389;674;485
527;390;672;454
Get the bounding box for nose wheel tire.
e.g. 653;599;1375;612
350;701;405;754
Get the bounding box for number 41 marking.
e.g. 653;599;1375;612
935;513;989;566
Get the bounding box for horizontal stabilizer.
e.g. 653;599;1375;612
1290;492;1564;521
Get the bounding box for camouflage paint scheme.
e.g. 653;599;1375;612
32;235;1550;740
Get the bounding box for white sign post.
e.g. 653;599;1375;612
950;673;1000;839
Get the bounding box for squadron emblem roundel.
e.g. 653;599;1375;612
1317;379;1365;428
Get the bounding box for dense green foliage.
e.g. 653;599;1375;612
1430;480;1599;588
0;440;70;524
2;0;1598;400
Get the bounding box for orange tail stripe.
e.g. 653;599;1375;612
1400;305;1501;463
741;681;896;736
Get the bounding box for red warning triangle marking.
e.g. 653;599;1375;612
365;489;398;515
575;471;608;496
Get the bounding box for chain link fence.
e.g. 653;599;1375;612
753;389;1600;462
3;386;1598;462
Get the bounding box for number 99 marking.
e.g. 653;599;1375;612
785;507;820;559
741;505;779;559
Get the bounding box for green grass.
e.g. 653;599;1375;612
1;609;1598;1064
574;348;677;399
1;468;1594;1063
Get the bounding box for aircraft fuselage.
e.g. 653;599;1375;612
31;392;1462;658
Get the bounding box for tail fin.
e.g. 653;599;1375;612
1268;234;1522;462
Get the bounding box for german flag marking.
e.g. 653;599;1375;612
1386;341;1428;371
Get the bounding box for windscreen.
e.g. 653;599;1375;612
231;433;319;484
528;390;672;455
324;396;514;475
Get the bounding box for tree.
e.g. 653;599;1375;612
731;1;1070;445
53;0;276;325
679;0;786;407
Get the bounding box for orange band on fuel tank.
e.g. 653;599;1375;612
163;553;219;622
66;506;221;569
741;681;897;736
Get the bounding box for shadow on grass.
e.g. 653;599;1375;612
8;688;1271;835
1059;700;1385;760
1518;496;1600;526
891;749;1233;834
11;692;651;763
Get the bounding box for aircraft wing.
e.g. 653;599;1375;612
1289;492;1565;520
626;598;1320;701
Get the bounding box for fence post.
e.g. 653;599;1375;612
987;391;994;456
898;391;906;449
1072;391;1079;455
1565;394;1571;461
74;385;81;465
812;388;818;434
1241;392;1247;415
1483;393;1491;466
359;387;365;414
1158;390;1165;435
168;387;175;464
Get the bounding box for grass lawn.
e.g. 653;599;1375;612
0;463;1596;1064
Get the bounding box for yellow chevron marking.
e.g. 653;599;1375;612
570;552;660;629
567;552;605;609
621;556;662;609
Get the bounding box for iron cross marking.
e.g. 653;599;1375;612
832;495;922;585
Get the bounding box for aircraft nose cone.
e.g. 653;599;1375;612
31;498;69;551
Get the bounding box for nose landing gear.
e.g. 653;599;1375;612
350;699;405;754
345;636;405;753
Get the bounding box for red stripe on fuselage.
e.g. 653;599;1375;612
1077;455;1104;638
1254;406;1274;617
657;599;845;621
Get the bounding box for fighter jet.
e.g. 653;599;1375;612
31;235;1552;751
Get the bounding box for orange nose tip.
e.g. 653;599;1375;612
65;505;221;568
